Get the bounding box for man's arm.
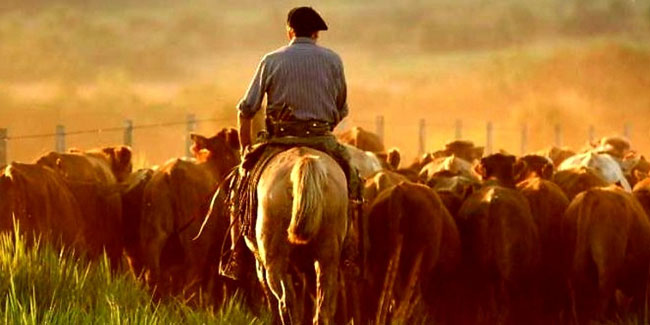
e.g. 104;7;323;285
237;56;268;120
335;57;349;123
238;113;253;151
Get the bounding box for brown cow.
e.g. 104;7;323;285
591;136;631;160
538;146;575;168
364;182;460;323
36;146;132;267
562;186;650;321
553;167;609;201
336;126;385;153
139;128;239;297
438;140;484;162
120;168;154;275
0;163;86;251
362;170;409;205
516;177;570;315
514;154;554;183
456;153;540;323
632;177;650;217
426;172;480;219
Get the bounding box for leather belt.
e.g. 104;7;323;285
270;120;332;138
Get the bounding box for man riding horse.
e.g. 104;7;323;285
220;6;361;282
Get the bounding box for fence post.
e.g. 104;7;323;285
520;124;528;155
55;125;66;153
588;125;595;143
554;124;562;147
418;118;426;156
375;115;385;143
623;122;631;139
486;121;493;155
123;119;133;147
0;128;7;166
185;114;197;158
455;119;462;140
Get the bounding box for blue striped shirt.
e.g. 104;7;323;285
237;37;348;124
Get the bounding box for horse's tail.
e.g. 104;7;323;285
288;155;327;244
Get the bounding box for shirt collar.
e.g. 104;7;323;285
290;37;316;45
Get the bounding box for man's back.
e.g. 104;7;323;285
237;37;348;124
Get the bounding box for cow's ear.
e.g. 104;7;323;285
190;133;208;150
474;161;487;179
115;146;132;170
634;170;649;183
0;173;12;189
513;159;527;182
541;162;554;180
388;148;401;170
226;128;240;150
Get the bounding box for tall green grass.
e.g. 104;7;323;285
0;227;266;324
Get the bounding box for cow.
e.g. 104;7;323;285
456;153;540;323
36;145;133;267
436;140;484;163
139;128;240;297
374;148;402;171
120;168;155;275
591;136;631;160
0;163;86;251
553;167;610;201
538;146;575;168
562;186;650;321
364;182;460;323
516;177;570;315
423;172;479;219
514;154;555;183
558;151;631;191
345;144;383;178
632;177;650;217
419;155;479;184
363;170;409;205
624;155;650;188
337;126;385;153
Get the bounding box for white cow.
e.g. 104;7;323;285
344;144;383;178
558;151;631;191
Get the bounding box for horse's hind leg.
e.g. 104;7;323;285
256;260;279;321
314;259;339;325
266;262;299;325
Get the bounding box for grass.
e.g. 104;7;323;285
0;225;266;325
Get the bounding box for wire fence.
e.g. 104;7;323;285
0;115;234;166
0;114;635;166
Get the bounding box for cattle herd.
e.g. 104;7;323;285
1;125;650;324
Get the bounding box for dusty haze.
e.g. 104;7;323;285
1;0;650;165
